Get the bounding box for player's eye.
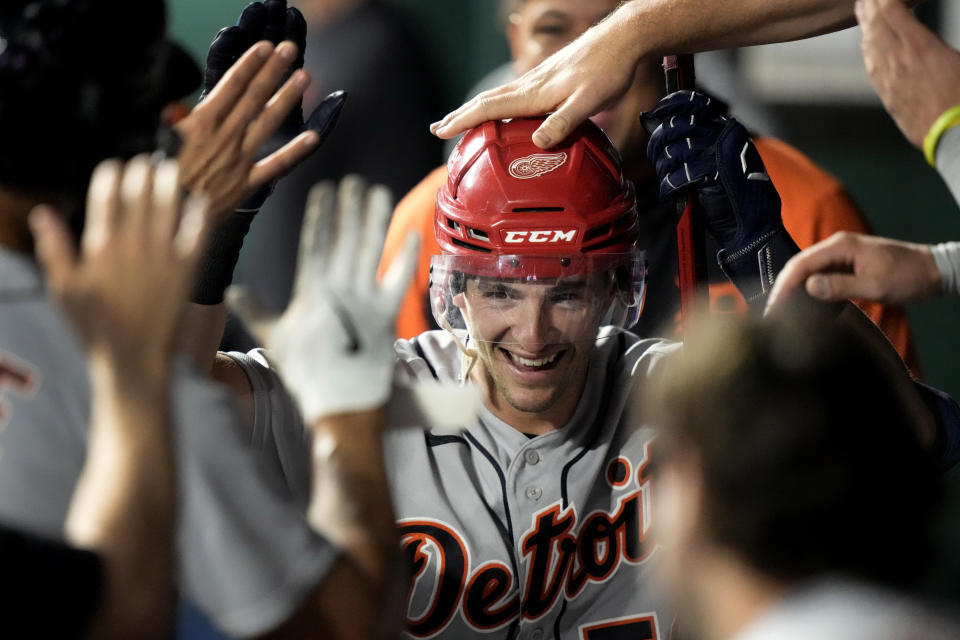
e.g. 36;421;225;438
481;284;515;300
532;21;570;39
550;289;584;304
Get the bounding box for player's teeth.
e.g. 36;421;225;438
509;352;559;367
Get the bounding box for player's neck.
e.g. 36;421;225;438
689;548;788;640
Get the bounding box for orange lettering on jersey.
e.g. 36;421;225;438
398;442;658;637
400;519;470;638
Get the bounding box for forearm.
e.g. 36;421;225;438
307;408;396;585
66;358;177;639
177;302;228;373
622;0;919;57
295;408;400;639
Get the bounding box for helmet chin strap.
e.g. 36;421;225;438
439;314;479;385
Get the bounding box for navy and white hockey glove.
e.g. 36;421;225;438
641;90;799;307
191;0;346;304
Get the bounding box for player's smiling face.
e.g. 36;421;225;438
454;274;610;431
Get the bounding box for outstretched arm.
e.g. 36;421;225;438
229;177;420;638
30;156;210;638
432;0;920;149
766;232;942;309
175;0;345;372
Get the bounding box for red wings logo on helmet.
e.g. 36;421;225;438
508;152;567;179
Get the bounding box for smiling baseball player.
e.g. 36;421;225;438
219;94;960;638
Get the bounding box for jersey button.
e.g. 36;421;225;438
524;450;541;465
530;629;544;640
525;486;542;501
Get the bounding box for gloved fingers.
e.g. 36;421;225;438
216;41;299;145
294;181;337;298
649;119;725;166
381;231;422;312
330;176;366;283
293;181;337;298
656;157;716;199
241;68;311;158
305;90;348;143
262;0;288;45
357;184;394;289
197;40;273;123
642;90;723;120
715;119;770;182
247;130;320;193
284;6;307;69
201;27;252;100
226;285;276;344
82;159;123;255
236;2;268;38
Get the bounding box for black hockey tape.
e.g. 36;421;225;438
190;210;256;305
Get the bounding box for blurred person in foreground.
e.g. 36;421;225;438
768;0;960;311
0;0;410;637
382;0;919;371
644;306;960;640
2;156;206;637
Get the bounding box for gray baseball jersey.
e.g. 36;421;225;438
0;247;338;637
230;326;681;640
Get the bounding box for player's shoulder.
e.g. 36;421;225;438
394;330;464;384
597;326;680;377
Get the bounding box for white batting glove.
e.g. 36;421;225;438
228;175;419;423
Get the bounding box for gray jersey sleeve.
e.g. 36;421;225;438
930;242;960;296
172;362;336;636
227;349;313;507
936;124;960;207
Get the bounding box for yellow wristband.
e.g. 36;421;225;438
923;104;960;168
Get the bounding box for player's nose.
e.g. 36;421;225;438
509;296;557;349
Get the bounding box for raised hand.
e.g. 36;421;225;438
857;0;960;152
641;90;797;306
766;231;941;311
228;176;419;423
30;155;209;372
174;0;345;220
29;155;212;639
430;3;641;149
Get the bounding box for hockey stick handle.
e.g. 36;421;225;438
662;54;708;328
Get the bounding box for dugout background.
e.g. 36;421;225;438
169;0;960;618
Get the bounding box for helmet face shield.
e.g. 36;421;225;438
429;251;646;347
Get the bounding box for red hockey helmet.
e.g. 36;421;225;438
430;117;646;338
